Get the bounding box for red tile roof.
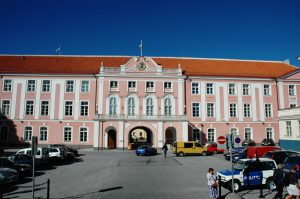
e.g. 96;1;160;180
0;55;297;78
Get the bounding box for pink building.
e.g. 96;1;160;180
0;55;299;149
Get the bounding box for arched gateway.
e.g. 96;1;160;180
128;126;153;150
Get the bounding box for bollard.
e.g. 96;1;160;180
218;175;221;199
47;179;50;199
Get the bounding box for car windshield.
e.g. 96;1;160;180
233;161;246;171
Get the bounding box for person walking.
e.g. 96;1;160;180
207;168;218;199
273;164;284;199
285;166;300;199
162;143;168;158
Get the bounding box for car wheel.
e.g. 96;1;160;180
266;177;276;191
213;150;218;154
202;151;207;156
179;152;184;157
228;180;241;192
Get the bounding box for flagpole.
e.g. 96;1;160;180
140;40;143;57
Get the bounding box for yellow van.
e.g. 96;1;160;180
172;141;208;157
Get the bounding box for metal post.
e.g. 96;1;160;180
47;179;50;199
218;175;221;199
229;134;234;193
32;153;35;199
259;172;265;198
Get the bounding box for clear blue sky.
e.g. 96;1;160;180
1;0;300;67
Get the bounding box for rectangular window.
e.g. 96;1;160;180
80;127;88;142
39;127;48;141
207;103;214;117
266;128;273;139
1;100;10;116
25;101;34;115
40;101;49;116
206;83;214;94
228;83;236;95
42;80;51;92
27;80;36;92
192;103;200;117
64;127;72;142
230;103;237;117
192;82;200;94
24;126;32;141
80;101;89;116
289;85;296;96
164;82;172;89
64;101;73;116
146;81;154;88
66;80;74;92
128;81;136;88
243;103;251;117
245;128;252;140
243;84;250;95
3;79;12;91
81;80;89;92
265;104;272;118
207;129;215;142
264;84;271;96
110;81;118;89
286;121;292;136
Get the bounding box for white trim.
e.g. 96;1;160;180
39;126;49;142
206;102;215;118
118;121;124;148
106;94;121;115
127;80;137;92
2;79;13;92
79;126;89;143
191;101;201;118
98;77;104;114
109;80;119;92
41;79;51;93
163;81;173;93
65;80;75;93
201;82;206;121
237;83;243;121
278;82;284;109
23;125;33;141
216;83;221;121
58;80;65;120
34;80;41;119
207;128;216;142
63;126;73;143
182;122;188;141
259;84;265;121
40;100;50;116
1;99;11;116
265;127;274;140
63;100;74;117
191;81;200;95
50;80;57;119
24;99;35;116
143;95;157;116
80;80;90;93
223;83;229;121
244;127;253;140
125;94;139;116
79;100;89;117
178;78;184;115
251;84;257;121
74;80;80;120
230;127;239;136
93;122;99;148
162;95;175;116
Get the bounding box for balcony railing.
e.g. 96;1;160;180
96;114;188;121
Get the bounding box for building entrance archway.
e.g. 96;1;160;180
165;127;176;145
107;129;116;149
128;126;152;150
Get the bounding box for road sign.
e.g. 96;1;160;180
235;137;241;144
217;136;226;144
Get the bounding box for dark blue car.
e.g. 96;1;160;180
136;145;157;156
8;154;33;166
283;154;300;178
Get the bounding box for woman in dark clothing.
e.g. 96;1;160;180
162;143;168;158
273;164;284;199
285;166;300;199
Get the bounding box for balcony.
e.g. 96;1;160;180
96;114;188;122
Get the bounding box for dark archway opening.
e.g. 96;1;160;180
107;129;116;149
128;126;152;150
165;127;176;145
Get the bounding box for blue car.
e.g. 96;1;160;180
136;145;157;156
283;154;300;178
8;154;33;166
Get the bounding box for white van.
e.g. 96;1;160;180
16;147;50;165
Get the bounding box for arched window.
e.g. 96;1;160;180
146;98;154;116
207;128;215;142
24;126;32;141
80;127;88;142
128;97;135;116
39;126;48;141
266;128;273;139
109;97;117;115
164;97;172;116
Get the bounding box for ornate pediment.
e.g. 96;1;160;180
121;57;162;73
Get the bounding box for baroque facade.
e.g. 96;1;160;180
0;55;299;149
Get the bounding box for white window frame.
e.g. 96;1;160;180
27;80;36;92
164;81;173;92
207;128;216;142
243;103;251;117
206;102;215;117
192;102;200;117
39;126;48;141
24;126;33;141
206;83;214;95
146;97;154;116
3;79;12;92
228;83;236;95
1;99;11;116
230;128;239;136
80;101;89;116
244;127;253;140
242;84;250;95
40;100;50;116
191;82;200;95
289;85;296;96
63;126;72;142
81;80;90;93
266;127;274;140
42;80;51;92
79;127;88;142
25;100;34;115
65;80;74;93
109;80;119;91
109;96;117;115
164;97;172;116
127;96;136;116
64;101;73;116
265;104;272;118
286;121;292;136
229;103;237;117
264;84;271;96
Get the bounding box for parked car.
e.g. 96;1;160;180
207;142;225;154
261;138;275;146
48;144;79;157
136;145;157;156
0;168;18;185
217;158;277;192
48;147;67;161
242;139;256;147
0;157;32;176
283;154;300;177
172;141;209;157
262;150;299;164
8;154;33;166
16;147;50;165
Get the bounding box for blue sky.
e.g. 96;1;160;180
1;0;300;67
